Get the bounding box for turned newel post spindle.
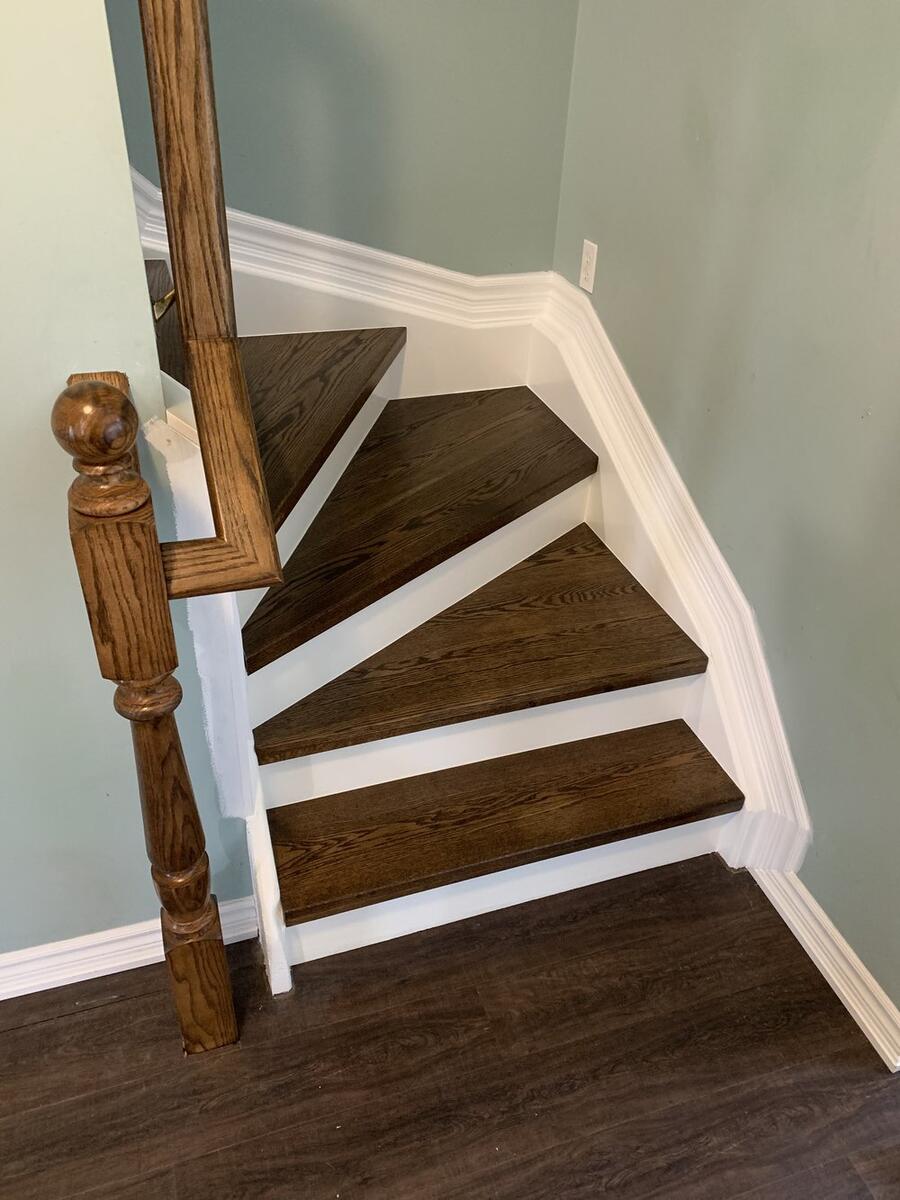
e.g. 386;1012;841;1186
51;374;238;1053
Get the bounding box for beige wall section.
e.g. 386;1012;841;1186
0;0;250;954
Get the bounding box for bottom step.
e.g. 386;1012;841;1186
268;720;743;926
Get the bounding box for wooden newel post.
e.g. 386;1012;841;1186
51;374;238;1054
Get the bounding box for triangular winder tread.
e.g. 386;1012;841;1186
144;259;405;532
240;326;406;531
242;386;599;673
268;719;743;925
253;525;708;764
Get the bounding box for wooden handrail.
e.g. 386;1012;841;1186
50;0;284;1051
138;0;281;599
52;375;238;1052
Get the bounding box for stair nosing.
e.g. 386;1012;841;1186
269;720;743;926
255;653;708;764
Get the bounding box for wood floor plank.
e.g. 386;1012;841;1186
298;859;771;1023
853;1142;900;1197
174;969;866;1200
735;1159;874;1200
0;988;494;1200
269;720;741;924
0;952;264;1118
242;387;599;673
253;524;707;762
475;901;811;1058
73;1170;177;1200
0;858;887;1200
435;1045;894;1200
271;856;760;1035
0;963;169;1036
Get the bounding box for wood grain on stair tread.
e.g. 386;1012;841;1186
268;719;742;925
242;386;599;673
144;260;406;533
240;326;406;531
253;524;707;763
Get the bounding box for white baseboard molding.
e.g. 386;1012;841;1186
754;869;900;1073
0;897;258;1003
284;815;736;969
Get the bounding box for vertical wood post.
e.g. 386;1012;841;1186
51;375;237;1053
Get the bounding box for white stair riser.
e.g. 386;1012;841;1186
260;674;705;809
281;814;736;971
247;476;593;727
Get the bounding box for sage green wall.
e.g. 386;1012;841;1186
0;0;250;954
555;0;900;1000
105;0;579;274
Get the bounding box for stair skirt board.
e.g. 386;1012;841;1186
261;676;705;810
247;477;592;729
281;817;736;969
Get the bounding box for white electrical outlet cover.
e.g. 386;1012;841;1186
580;239;598;293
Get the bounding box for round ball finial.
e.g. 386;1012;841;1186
51;380;139;465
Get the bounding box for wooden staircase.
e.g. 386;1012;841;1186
146;258;744;949
57;0;742;1054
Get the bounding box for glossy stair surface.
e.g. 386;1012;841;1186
242;386;599;673
253;524;707;764
144;259;406;532
268;719;744;925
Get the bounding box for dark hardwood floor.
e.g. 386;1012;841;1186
0;856;895;1200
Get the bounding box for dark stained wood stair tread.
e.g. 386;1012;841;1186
268;719;743;925
144;259;406;532
241;386;599;673
253;525;708;764
241;326;406;532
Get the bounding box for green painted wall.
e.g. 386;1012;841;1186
0;0;250;954
555;0;900;1001
105;0;579;275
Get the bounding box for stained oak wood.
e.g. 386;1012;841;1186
242;386;599;673
52;378;237;1054
1;858;889;1200
144;259;406;534
138;0;234;340
145;260;186;384
241;325;406;531
268;720;742;924
254;524;707;762
138;0;280;598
